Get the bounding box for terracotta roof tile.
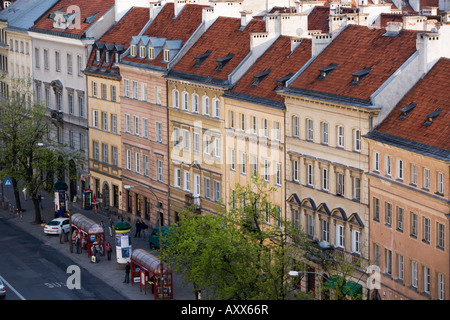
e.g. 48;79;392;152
375;58;450;151
32;0;115;36
231;36;312;102
288;25;418;102
308;6;330;34
171;16;266;80
121;3;207;68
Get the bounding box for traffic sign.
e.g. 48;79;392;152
4;179;11;186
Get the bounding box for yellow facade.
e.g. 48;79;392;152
86;73;122;210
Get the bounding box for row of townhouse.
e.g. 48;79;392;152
0;0;448;300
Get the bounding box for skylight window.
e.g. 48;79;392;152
423;108;442;126
251;69;271;87
350;68;372;85
215;53;234;71
194;50;212;67
276;73;294;90
398;102;417;120
317;63;338;80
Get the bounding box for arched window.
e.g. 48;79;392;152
172;88;179;109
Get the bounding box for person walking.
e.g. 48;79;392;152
134;219;141;238
106;242;112;261
38;194;43;209
124;262;130;283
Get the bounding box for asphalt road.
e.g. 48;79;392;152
0;216;127;300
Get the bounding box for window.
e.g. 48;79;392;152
385;249;392;276
111;85;117;102
437;222;445;249
241;153;247;175
124;79;130;97
182;129;190;150
67;53;72;74
102;112;108;131
204;177;211;200
139;46;146;58
292;160;299;182
132;81;138;99
134;152;140;173
124;114;130;133
337;125;344;147
143;155;149;177
352;230;361;254
92;82;98;97
307;214;314;238
353;129;361;152
77;55;83;76
276;163;281;186
230;149;235;171
102;144;109;163
69;131;75;148
262;119;268;137
264;160;269;182
374;244;380;267
322;168;328;191
55;51;60;72
410;212;418;237
111;114;117;134
240;114;246;131
172;89;179;108
293;209;300;230
130;44;137;56
337;173;344;196
353;177;360;201
173;127;180;147
438;274;445;300
251;116;257;134
157;159;163;182
155;86;161;105
214;137;220;158
44;49;49;70
307;164;313;186
204;135;210;155
397;159;403;180
202;95;210;115
437;172;444;194
306;119;313;141
92;110;98;128
229;111;234;129
385;202;392;227
214;181;221;202
397;254;404;281
423;217;430;243
423;168;430;190
142;118;148;138
112;146;118;166
164;49;170;62
292;116;299;137
133;116;139;136
274;121;281;141
411;261;418;288
156;122;162;143
424;266;430;294
35;48;40;68
93;141;99;160
322;219;329;243
183;170;190;191
148;47;155;60
68;93;74;114
397;207;404;231
373;152;380;172
193;132;200;154
174;168;181;188
411;164;417;185
251;156;258;177
321;122;328;145
182;91;189;111
78;95;84;117
213;98;220;118
336;224;344;248
385;156;392;176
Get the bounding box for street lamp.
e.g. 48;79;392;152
124;184;166;299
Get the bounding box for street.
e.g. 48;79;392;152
0;216;127;300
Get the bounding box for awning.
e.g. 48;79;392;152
325;275;363;299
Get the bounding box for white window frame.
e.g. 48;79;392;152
337;125;344;148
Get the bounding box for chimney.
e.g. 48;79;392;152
312;33;334;56
149;1;164;22
416;31;443;75
240;10;253;29
174;0;187;18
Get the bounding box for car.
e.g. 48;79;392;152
148;226;176;250
44;218;70;235
0;278;6;298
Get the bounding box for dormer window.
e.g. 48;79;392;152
139;46;146;58
423;108;442;126
350;68;372;85
148;47;155;60
276;73;294;90
95;49;101;62
216;53;234;71
251;69;271;87
194;50;212;67
115;52;119;63
317;63;338;80
398;102;417;120
163;49;170;62
130;45;137;57
105;52;110;64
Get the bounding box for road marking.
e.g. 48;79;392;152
0;275;26;300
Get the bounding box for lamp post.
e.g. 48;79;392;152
124;184;166;299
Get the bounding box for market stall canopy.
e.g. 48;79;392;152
71;213;104;234
131;249;170;275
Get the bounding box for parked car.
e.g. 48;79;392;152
0;278;6;298
44;218;70;235
148;226;176;250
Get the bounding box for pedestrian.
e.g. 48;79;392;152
134;219;141;238
100;220;105;231
109;218;114;237
106;242;112;260
124;262;130;283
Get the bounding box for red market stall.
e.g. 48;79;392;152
131;249;173;299
71;213;105;257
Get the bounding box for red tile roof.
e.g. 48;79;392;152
375;58;450;151
121;3;207;68
32;0;115;36
308;6;330;34
171;16;266;80
231;36;312;102
288;25;418;102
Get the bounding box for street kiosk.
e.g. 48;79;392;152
71;213;105;257
114;220;132;267
82;189;93;210
130;249;173;299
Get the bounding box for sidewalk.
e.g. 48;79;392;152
0;188;195;300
